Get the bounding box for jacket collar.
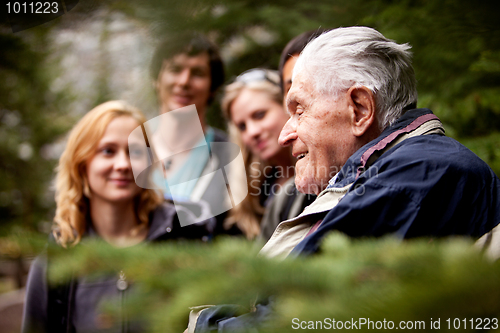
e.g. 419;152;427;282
82;204;177;242
331;108;444;188
147;201;216;240
83;201;215;243
146;203;177;241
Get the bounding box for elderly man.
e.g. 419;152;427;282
188;26;500;332
260;26;500;257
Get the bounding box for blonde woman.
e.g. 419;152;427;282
221;69;295;239
22;101;213;333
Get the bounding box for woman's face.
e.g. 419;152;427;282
86;116;145;204
230;88;289;161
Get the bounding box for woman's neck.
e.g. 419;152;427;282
89;198;147;247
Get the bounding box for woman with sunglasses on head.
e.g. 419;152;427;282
22;101;213;333
221;69;295;239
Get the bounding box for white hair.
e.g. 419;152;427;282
293;26;418;129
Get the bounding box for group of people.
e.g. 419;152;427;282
22;26;500;333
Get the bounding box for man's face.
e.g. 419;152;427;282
155;52;212;116
278;71;359;195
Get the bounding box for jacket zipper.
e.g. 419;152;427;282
117;270;128;333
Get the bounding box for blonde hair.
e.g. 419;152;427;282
53;100;162;247
221;75;283;239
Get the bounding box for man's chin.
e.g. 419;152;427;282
169;102;190;111
295;179;321;195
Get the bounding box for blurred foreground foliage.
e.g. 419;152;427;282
4;232;500;332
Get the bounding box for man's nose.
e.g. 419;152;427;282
278;116;297;146
176;68;191;86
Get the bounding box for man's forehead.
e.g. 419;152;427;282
285;77;305;114
288;73;312;99
164;52;210;66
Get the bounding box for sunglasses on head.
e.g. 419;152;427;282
234;68;280;87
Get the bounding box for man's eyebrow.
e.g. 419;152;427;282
191;65;209;72
286;97;298;115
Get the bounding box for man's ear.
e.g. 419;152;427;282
347;86;376;137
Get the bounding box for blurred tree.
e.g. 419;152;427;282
1;0;499;235
23;233;500;333
0;25;73;235
109;0;500;174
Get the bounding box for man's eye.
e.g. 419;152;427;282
287;100;298;114
192;68;208;77
168;65;182;73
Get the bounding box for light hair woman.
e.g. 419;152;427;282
23;101;213;333
221;69;294;239
53;100;162;247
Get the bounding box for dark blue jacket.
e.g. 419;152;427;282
292;108;500;255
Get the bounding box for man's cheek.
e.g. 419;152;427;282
294;163;312;190
294;159;308;177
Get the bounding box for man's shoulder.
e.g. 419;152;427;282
379;134;495;180
293;133;500;255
